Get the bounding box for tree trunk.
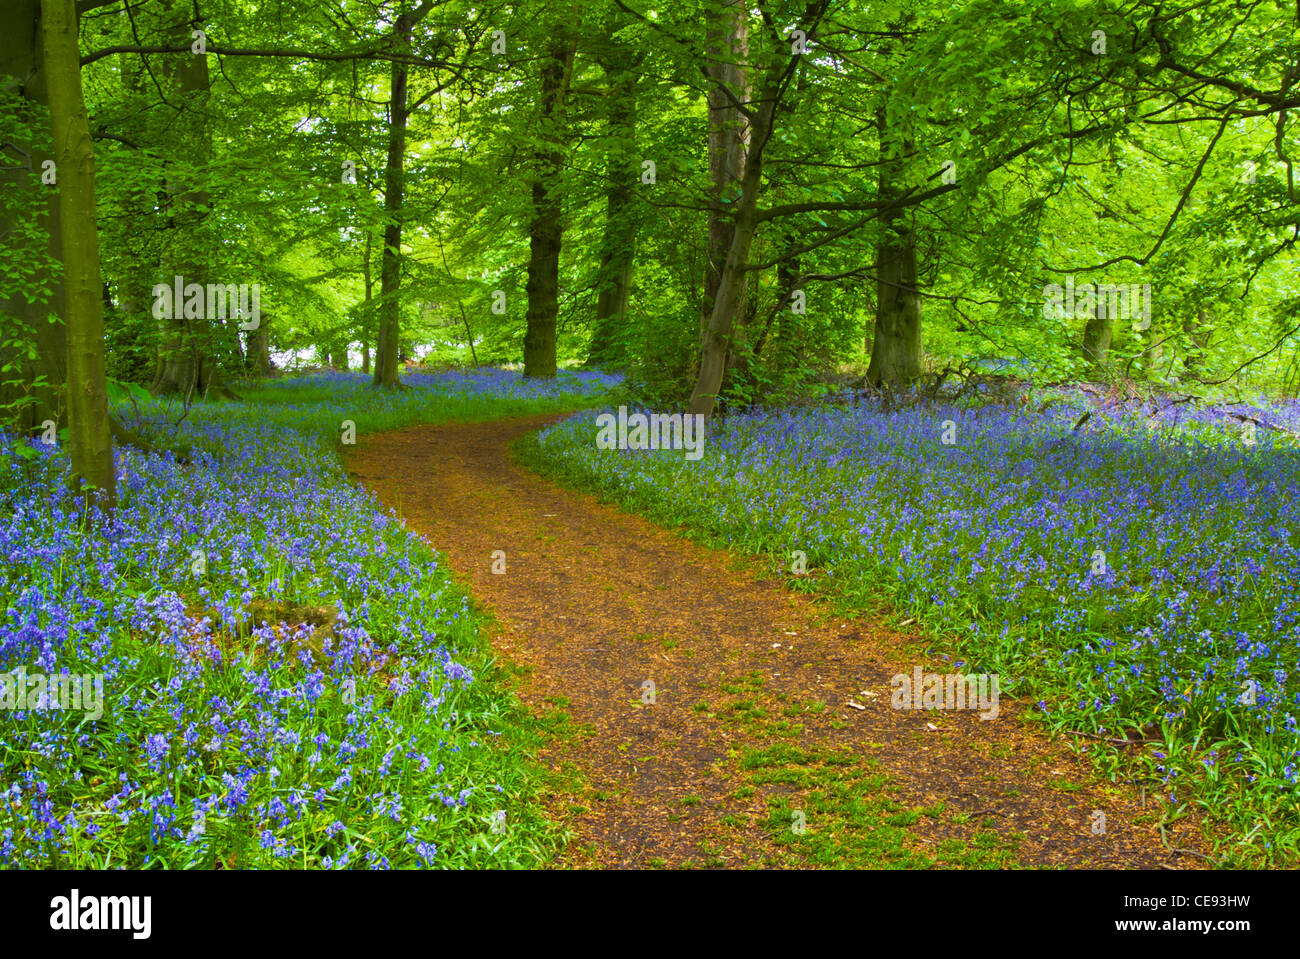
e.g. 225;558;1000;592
701;0;749;335
372;7;423;389
688;64;780;417
689;189;760;415
522;36;574;379
866;225;923;386
244;321;271;375
360;227;374;374
109;46;159;386
588;68;637;370
41;0;115;504
866;108;922;388
1082;312;1112;373
0;0;66;432
152;2;219;397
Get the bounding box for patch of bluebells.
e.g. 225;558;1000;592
233;368;620;448
535;396;1300;836
403;367;622;398
0;371;597;867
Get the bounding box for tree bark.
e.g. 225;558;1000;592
522;35;575;379
588;67;637;370
0;0;67;431
866;107;922;388
371;35;407;387
688;58;782;417
372;4;432;388
360;226;374;373
151;2;227;397
41;0;115;505
1082;311;1112;373
111;41;157;382
701;0;749;335
244;321;271;375
371;11;410;384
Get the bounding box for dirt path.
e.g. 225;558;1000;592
346;415;1214;869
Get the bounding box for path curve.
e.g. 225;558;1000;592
346;415;1212;869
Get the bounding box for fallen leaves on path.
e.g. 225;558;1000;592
347;415;1215;869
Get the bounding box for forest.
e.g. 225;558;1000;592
1;0;1298;875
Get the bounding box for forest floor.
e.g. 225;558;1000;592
346;414;1219;869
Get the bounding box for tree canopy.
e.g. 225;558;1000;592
1;0;1297;491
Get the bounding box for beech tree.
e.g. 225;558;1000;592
42;0;114;504
0;0;66;433
372;1;433;388
521;31;576;379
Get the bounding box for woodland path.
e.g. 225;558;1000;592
346;414;1213;869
